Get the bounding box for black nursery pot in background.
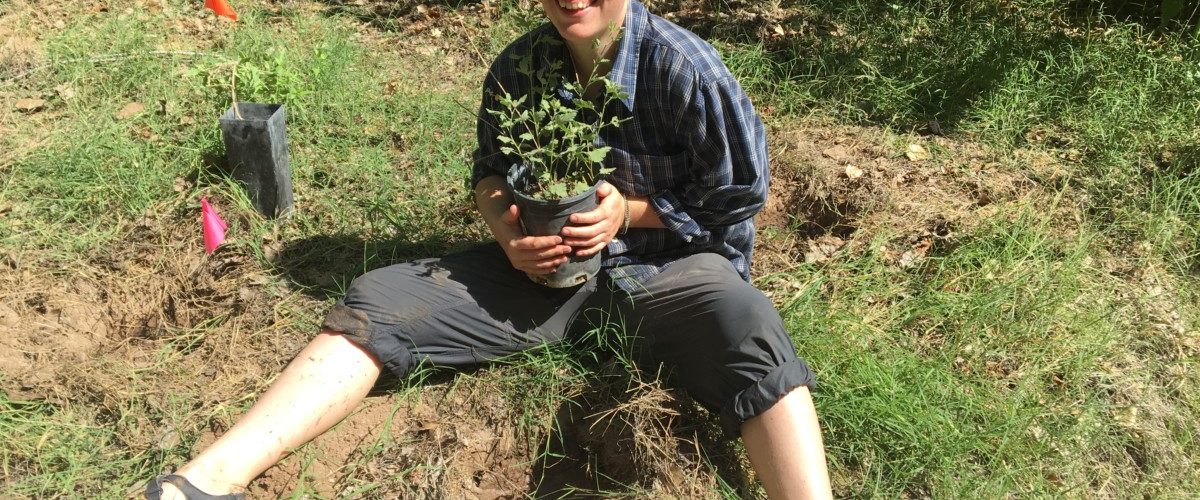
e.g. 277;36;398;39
506;163;602;288
219;103;294;218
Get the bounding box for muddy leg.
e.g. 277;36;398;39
159;331;381;499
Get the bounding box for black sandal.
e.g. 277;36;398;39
144;474;246;500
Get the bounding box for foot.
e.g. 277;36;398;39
145;474;244;500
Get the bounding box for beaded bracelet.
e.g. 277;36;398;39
619;196;632;235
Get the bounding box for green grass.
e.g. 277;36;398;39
716;0;1200;271
0;392;163;497
2;0;1198;497
775;206;1187;495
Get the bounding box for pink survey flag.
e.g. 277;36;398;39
201;197;228;254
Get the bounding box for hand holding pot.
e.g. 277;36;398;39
561;182;625;258
496;204;574;275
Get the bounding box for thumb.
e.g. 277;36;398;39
596;182;612;198
501;204;520;226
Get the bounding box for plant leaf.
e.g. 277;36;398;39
587;147;610;163
548;182;568;199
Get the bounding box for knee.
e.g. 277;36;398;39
339;267;381;303
343;265;403;302
340;261;441;319
701;285;784;346
658;284;793;382
660;285;798;396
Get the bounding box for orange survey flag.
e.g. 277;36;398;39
204;0;238;21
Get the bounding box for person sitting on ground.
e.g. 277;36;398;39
144;1;833;498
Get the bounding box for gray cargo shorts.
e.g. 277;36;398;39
322;243;814;436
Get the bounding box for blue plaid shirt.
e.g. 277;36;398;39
472;0;769;291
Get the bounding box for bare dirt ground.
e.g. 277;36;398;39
756;120;1041;274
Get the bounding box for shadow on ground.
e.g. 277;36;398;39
270;233;480;299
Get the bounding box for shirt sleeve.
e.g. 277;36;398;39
649;75;769;245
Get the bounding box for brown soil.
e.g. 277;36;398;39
249;389;532;498
753;119;1037;275
0;201;301;415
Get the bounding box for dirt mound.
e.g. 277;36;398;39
0;198;310;460
242;361;744;498
0;275;107;381
754;121;1038;275
0;34;44;81
2;205;276;399
533;361;743;497
245;387;532;499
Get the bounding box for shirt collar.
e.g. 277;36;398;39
607;0;646;111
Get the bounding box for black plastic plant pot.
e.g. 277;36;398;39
506;163;602;288
219;103;294;219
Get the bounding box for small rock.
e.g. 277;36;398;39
804;236;845;263
1114;405;1138;429
14;98;47;112
116;102;145;120
844;165;864;179
905;143;930;161
54;83;76;101
821;144;851;162
479;489;512;500
155;426;181;450
0;303;19;328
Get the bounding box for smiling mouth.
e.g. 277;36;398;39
558;0;595;12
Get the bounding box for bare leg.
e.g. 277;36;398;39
159;331;382;498
741;386;833;500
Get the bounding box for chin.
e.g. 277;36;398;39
542;0;622;43
557;25;605;43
